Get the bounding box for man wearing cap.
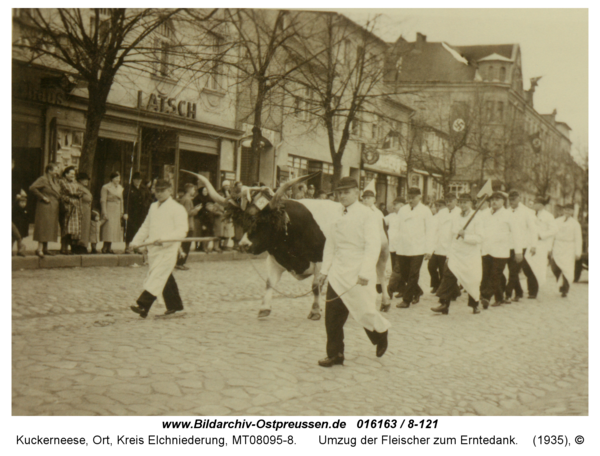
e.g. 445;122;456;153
385;197;406;302
361;188;390;309
550;204;582;298
428;199;454;294
316;177;391;367
129;179;189;318
504;190;539;302
432;193;483;314
124;172;151;253
445;193;460;216
480;191;525;308
524;197;557;298
394;187;434;308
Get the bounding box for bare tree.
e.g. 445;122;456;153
283;13;395;186
13;8;218;175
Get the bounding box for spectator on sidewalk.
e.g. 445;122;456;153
316;190;328;200
100;172;125;254
29;163;61;258
307;184;316;199
59;166;84;255
124;172;151;254
12;191;29;256
216;180;235;251
175;183;201;270
193;186;214;253
74;173;93;254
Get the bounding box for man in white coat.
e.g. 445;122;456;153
446;193;461;216
394;187;434;308
431;193;483;314
361;188;389;300
505;190;539;302
480;192;525;308
524;196;557;298
316;177;391;367
385;197;406;303
428;199;454;294
550;203;582;298
129;179;189;318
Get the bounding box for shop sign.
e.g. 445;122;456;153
137;91;196;120
13;81;65;105
364;150;405;175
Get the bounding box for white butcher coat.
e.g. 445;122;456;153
481;206;525;259
525;209;557;286
448;208;483;301
395;202;435;256
432;207;456;256
131;197;189;296
385;212;400;253
551;216;583;286
321;201;391;333
510;202;539;250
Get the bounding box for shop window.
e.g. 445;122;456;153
288;155;309;178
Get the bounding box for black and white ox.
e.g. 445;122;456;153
185;171;390;319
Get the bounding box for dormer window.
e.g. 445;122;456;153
500;67;506;82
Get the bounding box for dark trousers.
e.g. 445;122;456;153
550;258;570;294
397;255;424;304
136;274;184;312
506;248;538;298
436;263;478;308
325;284;386;358
176;230;194;267
428;254;446;289
387;253;405;298
481;255;509;303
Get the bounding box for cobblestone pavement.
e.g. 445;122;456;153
12;260;588;416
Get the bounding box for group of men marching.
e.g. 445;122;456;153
382;187;583;316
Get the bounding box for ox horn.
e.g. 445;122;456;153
270;172;319;209
180;170;228;206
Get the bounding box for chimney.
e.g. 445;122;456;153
415;32;427;52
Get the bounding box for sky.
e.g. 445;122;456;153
334;8;588;157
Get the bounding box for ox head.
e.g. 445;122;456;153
181;170;316;254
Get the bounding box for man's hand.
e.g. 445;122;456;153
123;214;128;221
424;253;432;261
357;276;369;286
457;230;466;239
43;197;50;204
316;273;327;289
515;253;524;263
529;247;536;256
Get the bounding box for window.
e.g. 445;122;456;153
154;22;175;78
371;123;377;139
351;118;359;136
487;66;494;81
322;163;334;175
288;155;309;177
496;102;504;123
486;101;493;122
500;66;506;82
207;34;224;90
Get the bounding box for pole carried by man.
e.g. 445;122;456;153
316;177;391;367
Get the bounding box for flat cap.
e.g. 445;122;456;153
362;190;375;198
407;187;421;196
155;178;172;190
336;177;358;191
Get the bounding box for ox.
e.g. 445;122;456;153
184;171;390;319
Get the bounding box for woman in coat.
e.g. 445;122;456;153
193;186;214;253
59;166;84;255
29;163;61;258
100;172;125;254
75;172;93;254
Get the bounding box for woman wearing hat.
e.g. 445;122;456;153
58;166;84;255
29;163;62;257
124;172;151;253
74;172;93;254
100;172;125;254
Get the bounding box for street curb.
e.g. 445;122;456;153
12;251;267;271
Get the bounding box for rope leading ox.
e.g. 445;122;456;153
181;170;389;320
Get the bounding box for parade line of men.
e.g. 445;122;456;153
381;187;583;315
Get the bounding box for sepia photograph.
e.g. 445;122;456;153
10;4;589;430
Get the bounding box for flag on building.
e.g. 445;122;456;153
529;131;542;153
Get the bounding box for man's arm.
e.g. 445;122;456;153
424;206;435;259
358;212;381;280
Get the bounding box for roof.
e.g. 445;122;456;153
454;44;516;62
478;53;513;62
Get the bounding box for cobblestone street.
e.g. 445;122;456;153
12;260;588;416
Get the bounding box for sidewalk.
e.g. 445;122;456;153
12;250;267;271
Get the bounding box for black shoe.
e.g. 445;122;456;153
174;265;189;271
43;250;55;256
481;298;490;310
430;287;438;294
380;303;391;313
163;309;182;316
318;354;344;367
430;304;449;315
512;296;521;302
503;299;512;304
412;291;423;304
527;295;536;299
376;333;388;358
472;306;481;314
387;285;394;300
376;284;383;294
130;306;148;318
396;301;410;308
561;291;568;298
491;300;503;307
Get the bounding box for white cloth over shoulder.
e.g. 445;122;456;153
131;197;189;296
525;209;556;286
448;209;483;301
321;201;391;333
551;216;582;286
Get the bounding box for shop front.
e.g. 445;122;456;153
361;148;406;208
